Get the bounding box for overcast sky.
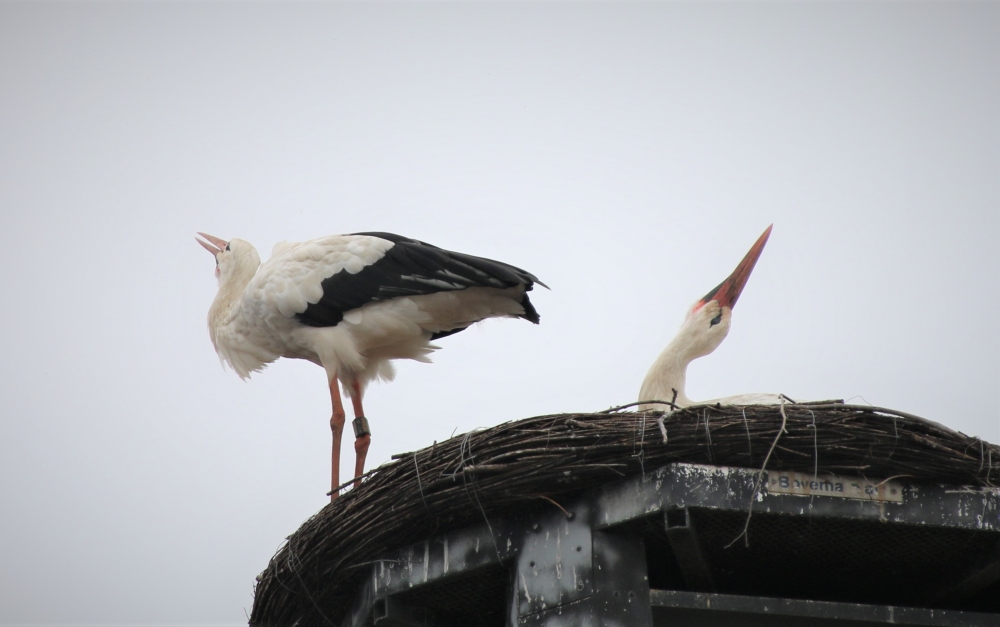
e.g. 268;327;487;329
1;2;997;625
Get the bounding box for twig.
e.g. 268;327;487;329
533;494;571;517
887;415;899;461
637;414;647;478
327;465;381;496
727;398;789;549
413;453;432;516
803;404;961;436
873;474;915;487
285;537;336;626
742;409;752;459
656;416;668;444
606;389;679;414
988;447;995;487
809;410;818;480
601;400;676;413
976;438;984;476
457;432;502;562
589;463;627;476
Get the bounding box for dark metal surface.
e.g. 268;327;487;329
341;462;1000;627
929;537;1000;603
594;464;998;532
511;501;594;619
341;520;518;627
516;531;653;627
664;508;716;592
650;589;1000;627
373;595;451;627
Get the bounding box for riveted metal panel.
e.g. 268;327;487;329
513;501;594;620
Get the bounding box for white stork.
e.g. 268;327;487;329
197;231;544;501
639;225;784;411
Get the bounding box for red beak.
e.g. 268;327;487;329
697;225;772;310
196;232;228;256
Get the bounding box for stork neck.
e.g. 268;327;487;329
209;263;256;330
640;337;693;407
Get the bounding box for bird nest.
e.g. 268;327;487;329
250;403;998;626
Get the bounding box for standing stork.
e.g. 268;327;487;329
197;231;544;501
639;225;783;410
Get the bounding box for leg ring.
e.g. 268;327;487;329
352;416;371;438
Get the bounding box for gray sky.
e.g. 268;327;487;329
1;2;997;624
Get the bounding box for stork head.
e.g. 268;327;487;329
673;225;772;361
196;232;260;285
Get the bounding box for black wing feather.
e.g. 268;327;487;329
295;232;542;329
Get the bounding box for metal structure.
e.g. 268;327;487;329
342;462;1000;626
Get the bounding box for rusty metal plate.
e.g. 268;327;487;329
765;470;904;502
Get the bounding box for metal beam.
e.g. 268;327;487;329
664;507;715;592
511;501;595;622
595;463;1000;532
650;589;1000;626
516;530;653;627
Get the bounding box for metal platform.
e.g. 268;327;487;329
341;463;1000;626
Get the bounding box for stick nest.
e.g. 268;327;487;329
250;403;998;626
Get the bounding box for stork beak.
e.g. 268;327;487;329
698;224;772;310
196;232;228;256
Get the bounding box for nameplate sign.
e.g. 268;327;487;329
765;470;903;503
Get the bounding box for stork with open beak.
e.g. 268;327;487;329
197;231;543;501
638;225;781;410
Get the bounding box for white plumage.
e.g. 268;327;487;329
639;225;787;411
198;231;543;500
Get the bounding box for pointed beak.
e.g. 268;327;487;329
698;224;773;310
196;232;228;256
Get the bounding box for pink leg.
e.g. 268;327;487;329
350;380;371;487
329;377;346;502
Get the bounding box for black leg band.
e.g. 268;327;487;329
352;416;371;438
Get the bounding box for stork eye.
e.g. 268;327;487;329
710;313;722;326
225;243;231;252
